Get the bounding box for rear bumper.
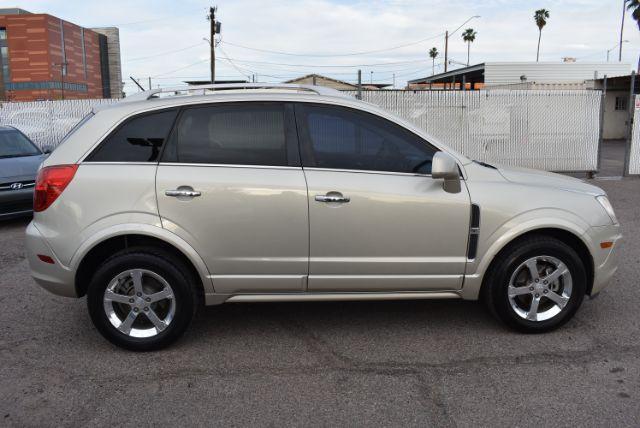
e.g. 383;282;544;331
587;224;622;296
25;221;77;297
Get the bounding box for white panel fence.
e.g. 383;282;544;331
345;90;602;172
1;91;604;173
0;99;117;150
628;96;640;176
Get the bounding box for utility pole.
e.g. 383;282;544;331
444;31;449;72
357;69;362;100
148;77;152;90
444;16;480;74
207;6;221;84
619;0;626;62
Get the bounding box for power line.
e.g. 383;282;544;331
127;42;206;62
220;32;445;57
217;44;253;79
217;55;427;68
151;58;210;78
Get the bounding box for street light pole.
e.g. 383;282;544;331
608;40;629;62
444;15;480;73
619;0;626;62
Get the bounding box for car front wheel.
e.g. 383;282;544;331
483;236;587;333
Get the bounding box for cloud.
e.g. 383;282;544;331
2;0;637;92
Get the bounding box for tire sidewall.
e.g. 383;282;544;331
489;239;586;332
87;251;195;351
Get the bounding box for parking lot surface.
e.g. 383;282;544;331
1;178;639;427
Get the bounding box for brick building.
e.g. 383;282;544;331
0;8;122;101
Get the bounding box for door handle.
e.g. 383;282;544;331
315;192;350;203
165;188;201;198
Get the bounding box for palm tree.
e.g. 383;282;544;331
428;47;439;75
626;1;640;70
461;28;477;66
534;9;550;62
627;0;640;29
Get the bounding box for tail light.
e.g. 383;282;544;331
34;164;79;212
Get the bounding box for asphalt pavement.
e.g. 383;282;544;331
0;178;639;427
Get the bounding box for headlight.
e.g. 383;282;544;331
596;195;618;224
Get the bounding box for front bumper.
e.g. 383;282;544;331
25;221;77;297
0;187;33;219
586;223;622;296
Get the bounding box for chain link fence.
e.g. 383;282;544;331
344;90;602;172
628;96;640;176
1;91;603;173
0;99;117;150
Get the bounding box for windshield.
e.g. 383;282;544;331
0;130;41;158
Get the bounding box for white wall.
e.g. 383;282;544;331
485;62;631;86
603;91;629;140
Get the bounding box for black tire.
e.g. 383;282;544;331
482;236;587;333
87;247;198;351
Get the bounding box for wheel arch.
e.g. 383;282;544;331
478;227;595;299
73;230;212;298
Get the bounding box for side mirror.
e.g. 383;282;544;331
431;151;461;194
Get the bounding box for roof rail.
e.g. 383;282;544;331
121;83;349;103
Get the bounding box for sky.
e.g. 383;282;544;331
2;0;638;93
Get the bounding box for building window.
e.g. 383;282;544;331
0;28;9;83
615;96;628;111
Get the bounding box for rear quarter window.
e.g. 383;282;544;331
86;109;178;162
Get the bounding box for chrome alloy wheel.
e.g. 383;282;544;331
103;269;176;338
507;256;573;322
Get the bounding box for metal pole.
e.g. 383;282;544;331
60;63;65;100
129;76;145;91
148;77;152;90
444;31;449;72
619;0;626;62
357;69;362;100
462;75;466;91
623;71;636;176
596;75;607;176
209;7;216;83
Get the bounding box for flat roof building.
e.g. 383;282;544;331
408;62;631;90
0;8;122;101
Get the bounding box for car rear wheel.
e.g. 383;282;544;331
87;248;198;351
483;236;587;333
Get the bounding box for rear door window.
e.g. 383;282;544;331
161;102;288;166
87;109;177;162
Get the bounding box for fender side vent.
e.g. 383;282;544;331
468;204;480;260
